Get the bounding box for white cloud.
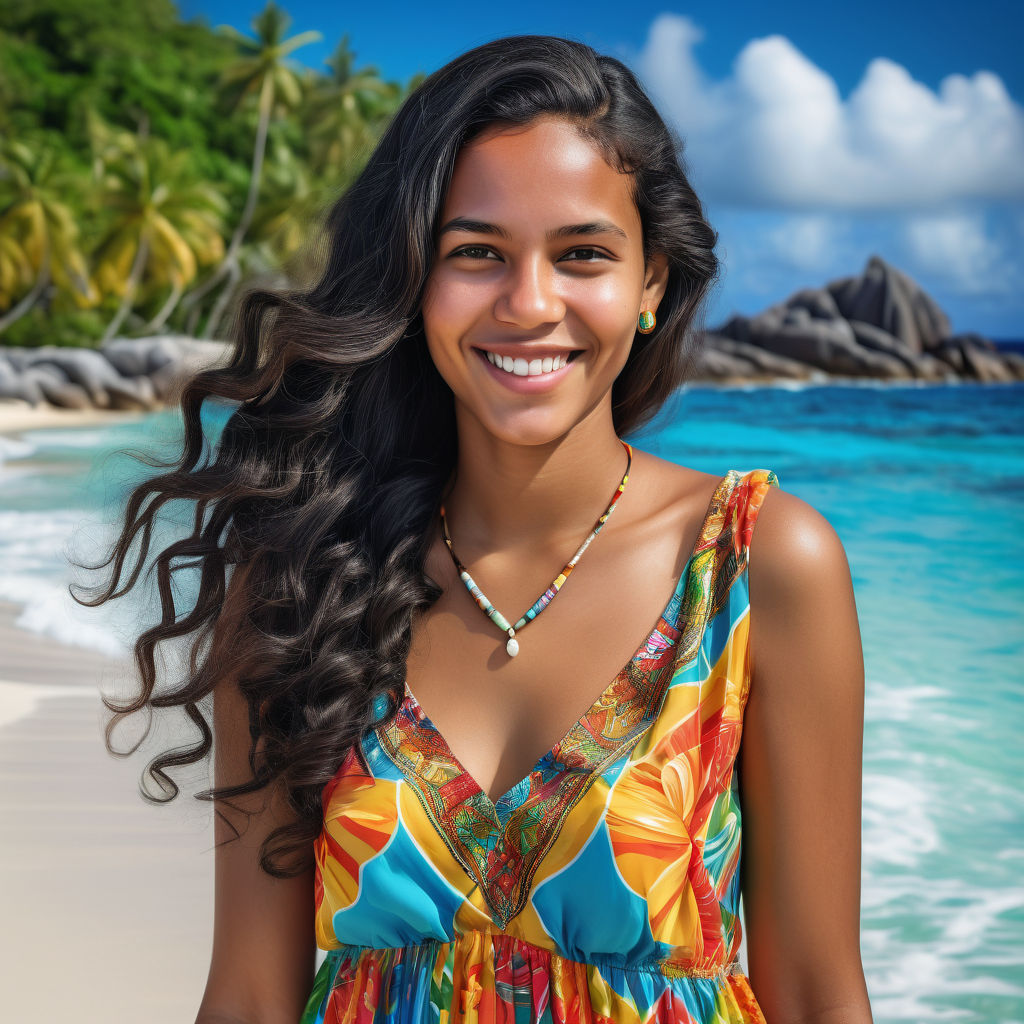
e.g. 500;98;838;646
764;214;837;270
709;210;855;306
637;14;1024;209
902;211;1016;295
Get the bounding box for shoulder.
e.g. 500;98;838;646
626;448;854;588
744;476;864;702
746;478;853;603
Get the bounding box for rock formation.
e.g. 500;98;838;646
696;254;1024;384
0;336;230;410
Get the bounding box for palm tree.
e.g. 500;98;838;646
84;107;140;182
92;135;227;341
181;1;320;338
0;138;96;333
248;134;321;266
304;34;403;185
0;227;36;329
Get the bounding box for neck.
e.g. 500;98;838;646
441;406;630;560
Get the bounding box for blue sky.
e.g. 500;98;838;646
180;1;1024;338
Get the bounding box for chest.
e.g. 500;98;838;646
402;478;723;806
317;525;755;943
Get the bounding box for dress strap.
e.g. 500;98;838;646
675;468;780;652
728;468;781;565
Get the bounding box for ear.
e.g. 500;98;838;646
641;251;670;312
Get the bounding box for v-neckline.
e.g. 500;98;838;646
393;468;737;810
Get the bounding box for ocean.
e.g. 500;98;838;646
1;378;1022;1022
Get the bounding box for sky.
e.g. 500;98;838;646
179;0;1024;338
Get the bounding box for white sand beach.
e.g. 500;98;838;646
0;598;216;1021
0;399;151;435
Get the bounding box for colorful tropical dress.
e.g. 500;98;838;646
301;467;780;1023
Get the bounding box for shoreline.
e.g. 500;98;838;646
0;597;131;689
0;399;151;436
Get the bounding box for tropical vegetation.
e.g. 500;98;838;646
0;0;420;346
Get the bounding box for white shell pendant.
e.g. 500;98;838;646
506;630;520;658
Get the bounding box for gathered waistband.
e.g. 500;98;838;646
321;931;745;981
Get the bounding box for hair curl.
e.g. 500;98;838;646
72;34;720;877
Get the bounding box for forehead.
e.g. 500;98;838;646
441;117;639;232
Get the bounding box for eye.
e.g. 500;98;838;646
560;247;609;262
449;245;499;260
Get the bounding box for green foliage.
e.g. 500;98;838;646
0;1;238;150
0;0;419;344
1;306;106;348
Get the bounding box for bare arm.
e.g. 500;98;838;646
195;565;317;1024
741;488;873;1023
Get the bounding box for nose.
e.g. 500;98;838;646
493;253;565;329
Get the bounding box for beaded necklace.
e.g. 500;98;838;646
439;439;633;658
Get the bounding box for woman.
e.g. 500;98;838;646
81;34;871;1024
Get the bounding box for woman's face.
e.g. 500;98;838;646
420;115;668;448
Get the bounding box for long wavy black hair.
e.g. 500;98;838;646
72;34;720;877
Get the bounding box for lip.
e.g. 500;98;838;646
472;346;580;394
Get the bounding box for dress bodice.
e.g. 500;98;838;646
302;467;780;1023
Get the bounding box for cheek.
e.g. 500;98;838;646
420;275;472;383
573;275;641;347
421;271;480;331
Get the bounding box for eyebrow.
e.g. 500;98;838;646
437;216;629;243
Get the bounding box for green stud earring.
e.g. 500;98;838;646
638;309;656;334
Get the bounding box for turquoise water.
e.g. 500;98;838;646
1;380;1022;1021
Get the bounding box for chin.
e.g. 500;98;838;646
469;409;578;449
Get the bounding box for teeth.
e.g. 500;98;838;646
485;351;571;376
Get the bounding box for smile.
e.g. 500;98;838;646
472;347;583;393
476;349;582;377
